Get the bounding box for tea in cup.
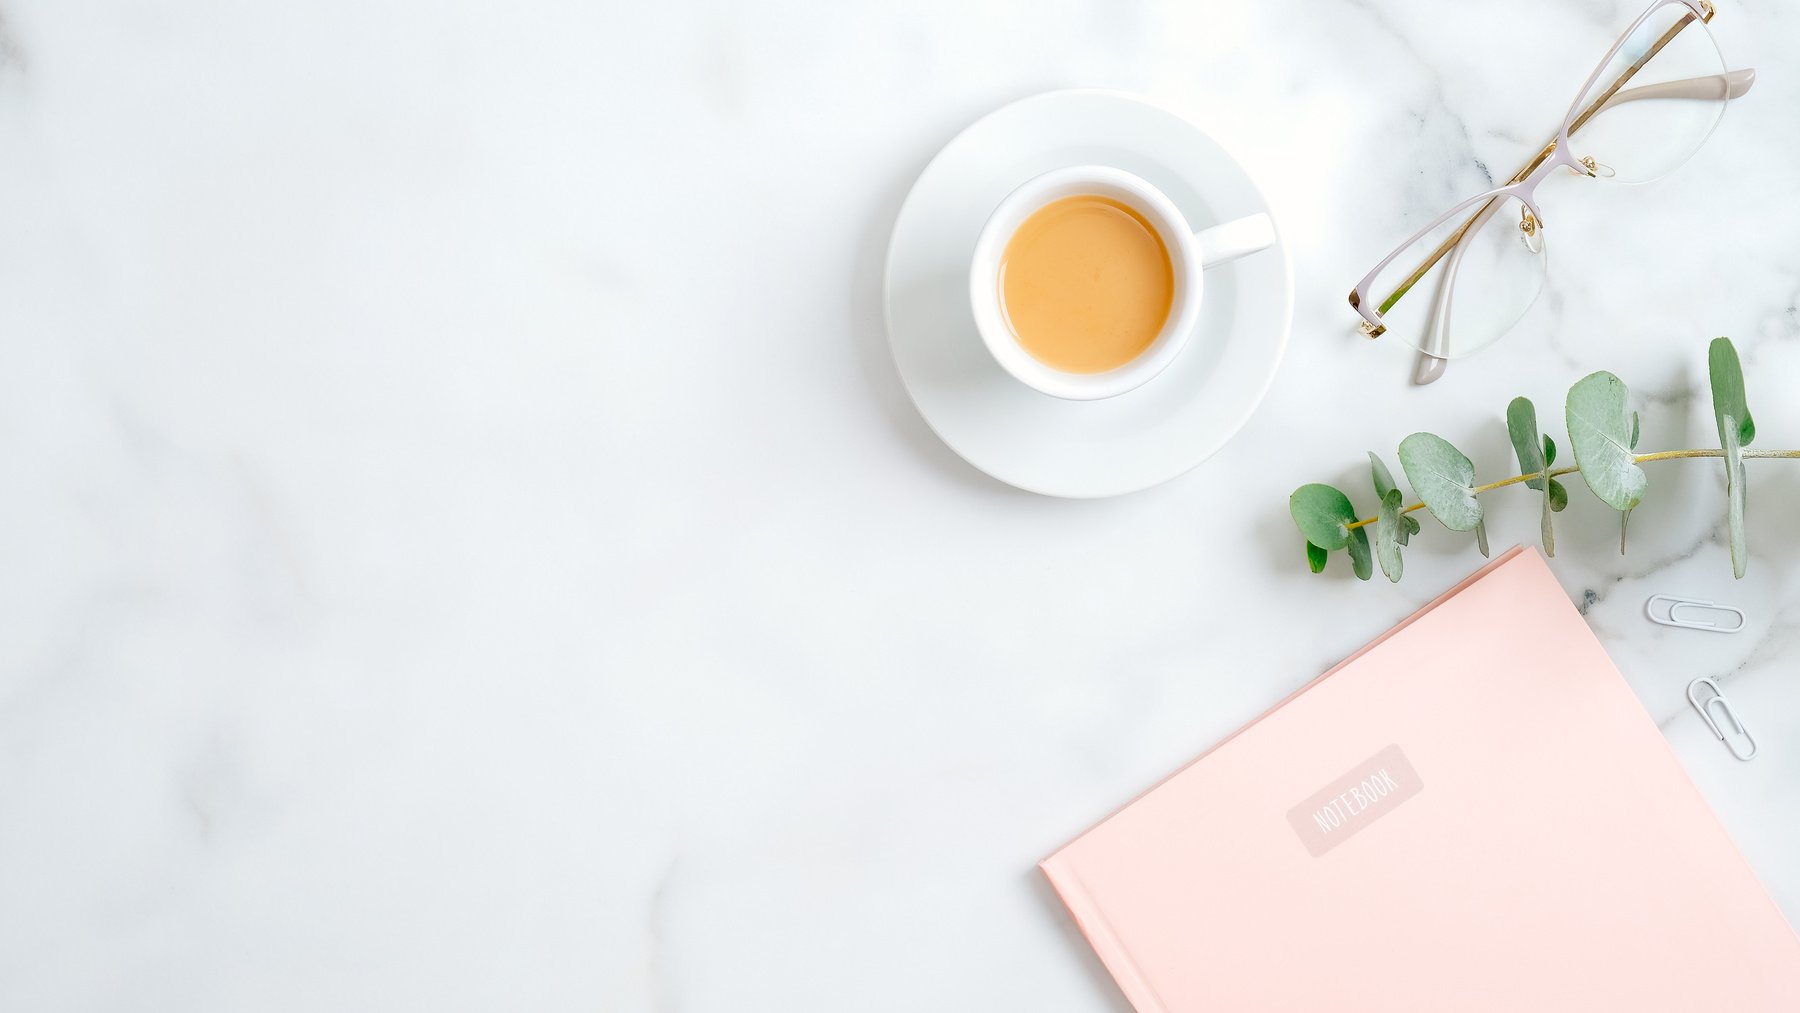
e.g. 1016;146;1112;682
970;166;1274;400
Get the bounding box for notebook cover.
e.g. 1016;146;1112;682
1042;548;1800;1011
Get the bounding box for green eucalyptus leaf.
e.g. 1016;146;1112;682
1709;338;1752;578
1506;395;1557;555
1290;484;1357;550
1398;432;1483;531
1369;452;1398;499
1566;371;1648;512
1375;489;1405;582
1507;395;1561;555
1709;337;1756;448
1475;518;1490;557
1723;413;1748;578
1630;410;1641;450
1397;513;1418;545
1507;397;1547;490
1346;525;1373;581
1369;452;1411;544
1548;478;1569;512
1306;541;1329;574
1540;475;1556;557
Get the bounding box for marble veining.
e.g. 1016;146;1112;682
0;0;1797;1010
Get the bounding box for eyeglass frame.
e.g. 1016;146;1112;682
1347;0;1732;352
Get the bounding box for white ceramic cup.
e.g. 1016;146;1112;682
969;165;1275;401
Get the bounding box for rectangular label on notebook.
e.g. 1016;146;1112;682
1285;743;1422;857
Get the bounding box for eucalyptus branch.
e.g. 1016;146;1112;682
1341;450;1800;533
1290;338;1777;583
1344;466;1579;532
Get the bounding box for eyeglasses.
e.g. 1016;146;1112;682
1348;0;1753;385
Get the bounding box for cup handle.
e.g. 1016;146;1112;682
1194;212;1275;269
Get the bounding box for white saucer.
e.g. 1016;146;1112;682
884;90;1293;498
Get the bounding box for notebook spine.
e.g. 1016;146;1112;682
1039;858;1171;1013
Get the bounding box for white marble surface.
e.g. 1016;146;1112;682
2;1;1798;1009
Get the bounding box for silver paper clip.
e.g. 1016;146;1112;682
1687;677;1757;761
1646;594;1746;633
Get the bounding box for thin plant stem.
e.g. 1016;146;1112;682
1343;448;1800;532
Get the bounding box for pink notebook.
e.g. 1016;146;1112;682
1043;548;1800;1011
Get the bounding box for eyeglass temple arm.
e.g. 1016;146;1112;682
1413;193;1508;383
1603;67;1754;108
